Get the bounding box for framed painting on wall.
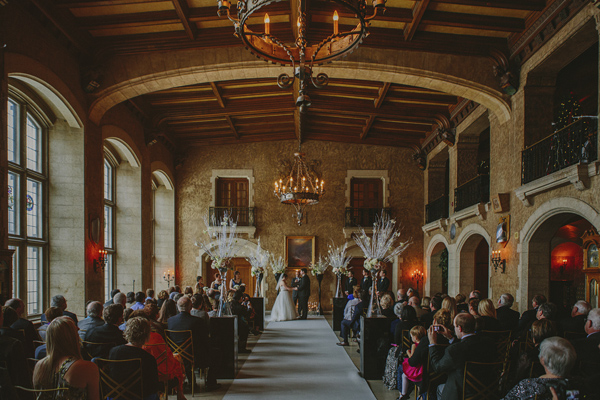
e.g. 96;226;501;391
285;236;315;269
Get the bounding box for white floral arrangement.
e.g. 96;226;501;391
246;238;269;277
270;254;287;274
195;211;239;271
328;241;352;276
352;211;411;270
233;284;241;291
310;255;329;276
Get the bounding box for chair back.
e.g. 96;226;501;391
142;342;169;381
15;385;67;400
81;340;115;360
420;344;449;398
480;330;512;363
462;361;504;400
93;357;143;400
399;329;412;354
164;329;194;366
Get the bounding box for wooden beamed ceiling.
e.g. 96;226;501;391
133;77;459;148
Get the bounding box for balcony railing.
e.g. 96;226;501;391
345;207;391;227
425;195;449;224
209;207;255;227
454;174;489;212
522;117;598;185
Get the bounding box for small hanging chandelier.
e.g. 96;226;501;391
274;140;324;226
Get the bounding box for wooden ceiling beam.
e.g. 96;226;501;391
172;0;198;40
374;82;391;109
361;115;376;140
225;116;240;140
311;5;412;22
184;133;297;147
210;82;226;108
56;0;167;7
404;0;430;41
429;0;545;12
75;10;180;29
422;11;525;33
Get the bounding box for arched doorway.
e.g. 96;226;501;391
457;229;490;298
428;242;448;295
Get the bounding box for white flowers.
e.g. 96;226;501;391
310;256;329;276
195;211;239;271
352;211;411;266
270;254;287;274
328;241;352;276
246;238;269;277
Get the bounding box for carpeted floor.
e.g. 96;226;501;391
222;316;376;399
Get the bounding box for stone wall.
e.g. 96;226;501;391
176;140;424;310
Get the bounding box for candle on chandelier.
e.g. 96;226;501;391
333;11;339;35
264;13;270;35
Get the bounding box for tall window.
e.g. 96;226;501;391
216;178;250;225
7;96;47;315
104;159;116;301
350;178;382;209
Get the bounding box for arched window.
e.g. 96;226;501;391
104;155;117;301
7;94;48;316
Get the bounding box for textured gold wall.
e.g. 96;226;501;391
176;140;425;310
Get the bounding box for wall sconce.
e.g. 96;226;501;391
491;250;506;273
411;270;424;292
163;269;174;288
560;259;567;276
94;249;108;273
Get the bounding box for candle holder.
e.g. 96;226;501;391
491;251;506;273
163;270;174;288
93;249;108;273
411;270;424;293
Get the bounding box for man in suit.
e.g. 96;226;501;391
295;268;310;320
428;313;497;400
376;269;390;296
561;300;591;335
571;307;600;365
496;293;520;331
5;298;40;358
40;295;78;324
519;293;546;332
344;270;357;297
84;304;127;359
0;305;30;392
167;297;220;391
103;289;121;308
291;270;301;306
360;269;372;298
421;296;442;329
78;301;104;339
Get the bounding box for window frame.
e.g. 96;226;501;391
7;92;49;317
103;153;117;302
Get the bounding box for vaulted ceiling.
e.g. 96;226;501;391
22;0;583;152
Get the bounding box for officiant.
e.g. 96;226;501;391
291;270;301;306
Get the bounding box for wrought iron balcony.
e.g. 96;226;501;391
522;117;598;185
454;174;490;212
345;207;391;227
209;207;255;227
425;195;449;224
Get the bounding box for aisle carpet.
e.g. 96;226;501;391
222;316;376;399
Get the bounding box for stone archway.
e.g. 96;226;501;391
426;234;450;296
455;224;491;298
519;197;600;312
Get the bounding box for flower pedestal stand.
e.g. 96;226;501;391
335;273;343;298
366;269;381;318
316;273;324;316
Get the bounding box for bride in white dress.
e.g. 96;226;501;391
269;273;298;322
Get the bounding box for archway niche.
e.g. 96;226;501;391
428;242;448;296
458;234;489;298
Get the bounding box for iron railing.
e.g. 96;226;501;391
522;117;598;185
345;207;391;227
454;174;489;212
209;207;255;227
425;195;449;224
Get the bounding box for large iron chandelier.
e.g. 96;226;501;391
274;138;324;226
217;0;387;112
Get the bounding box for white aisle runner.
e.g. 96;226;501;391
222;316;376;400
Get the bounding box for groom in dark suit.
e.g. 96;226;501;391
295;268;310;320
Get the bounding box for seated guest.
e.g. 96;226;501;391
157;290;168;309
194;276;204;295
421;296;441;328
519;294;547;333
167;297;220;392
441;297;457;321
468;298;480;317
1;306;25;341
391;302;404;337
408;296;425;321
169;286;182;301
144;302;165;338
456;293;468;313
6;298;40;358
184;286;194;297
397;288;408;305
571;307;600;366
503;337;579;400
399;325;427;400
113;292;127;309
33;317;99;399
380;293;396;320
109;317;160;400
469;290;482;300
146;289;155;302
513;319;557;386
478;298;502;331
428;313;497;399
158;299;178;329
104;289;120;308
0;304;31;391
191;294;209;325
84;304;127;359
406;287;417;300
38;307;63;342
560;300;590;335
342;287;361;330
421;297;431;312
120;307;134;331
537;302;558;322
126;291;135;305
78;301;104;340
229;291;251;353
394;305;418;347
130;292;146;311
40;295;78;324
496;293;520;331
338;291;364;347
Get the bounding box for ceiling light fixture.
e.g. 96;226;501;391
217;0;387;113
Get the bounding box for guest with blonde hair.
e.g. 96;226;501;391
441;297;457;321
33;317;99;399
478;298;501;331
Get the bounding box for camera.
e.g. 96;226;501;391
433;325;441;332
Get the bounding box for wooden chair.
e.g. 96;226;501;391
462;361;504;400
26;358;39;380
414;343;449;399
14;386;67;400
480;330;512;363
165;329;201;395
143;342;171;396
528;360;544;378
80;340;115;360
399;329;413;355
93;357;143;400
519;330;534;353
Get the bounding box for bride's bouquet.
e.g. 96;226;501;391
328;241;352;276
309;256;329;276
195;210;239;271
270;254;287;274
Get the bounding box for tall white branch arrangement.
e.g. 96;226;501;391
328;241;352;276
195;211;239;270
246;238;270;277
270;254;287;274
309;255;329;276
352;212;411;271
